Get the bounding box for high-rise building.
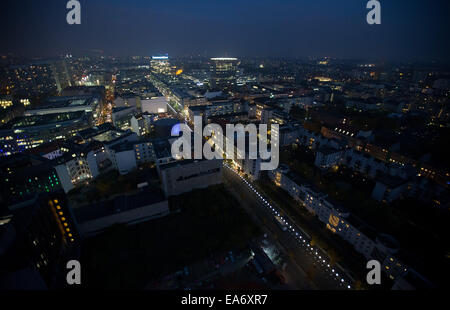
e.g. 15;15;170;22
51;60;72;94
150;55;170;74
209;57;239;91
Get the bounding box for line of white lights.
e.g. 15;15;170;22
224;163;352;289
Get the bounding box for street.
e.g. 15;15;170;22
223;164;352;290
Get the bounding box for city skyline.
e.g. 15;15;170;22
0;0;448;296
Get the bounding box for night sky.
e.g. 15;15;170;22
0;0;449;61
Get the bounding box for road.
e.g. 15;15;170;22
223;164;352;290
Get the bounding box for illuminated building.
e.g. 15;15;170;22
0;191;79;289
130;113;153;136
141;96;168;114
159;159;223;197
0;154;62;206
51;59;72;94
3;62;57;98
113;94;141;110
0;102;25;128
0;95;13;109
150;55;170;74
51;142;107;193
24;95;101;117
112;106;137;130
0;95;101;154
209;57;239;90
268;168;414;280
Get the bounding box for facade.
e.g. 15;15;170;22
0;94;101;154
209;58;239;90
268;168;410;281
158;159;223;197
315;146;345;169
45;141;113;193
24;95;101;117
150;55;170;74
279;123;301;147
114;95;141;110
346;100;382;111
0;192;79;289
130;113;151;136
51;60;72;93
53;151;98;193
112;106;137;130
134;138;175;166
0;111;94;153
0;95;13;109
238;157;262;181
0;154;62;206
3;62;57;98
74;190;169;237
187;100;243;123
371;175;408;203
107;142;137;176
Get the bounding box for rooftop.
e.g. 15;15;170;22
74;189;166;223
7;111;87;129
29;95;99;110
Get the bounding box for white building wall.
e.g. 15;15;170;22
54;164;74;193
79;200;170;237
114;150;137;175
87;151;100;178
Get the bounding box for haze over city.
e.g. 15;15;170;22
1;0;449;62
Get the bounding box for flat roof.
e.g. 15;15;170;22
151;138;172;159
74;190;166;223
9;111;87;129
158;159;221;171
34;95;99;110
377;174;407;188
92;130;127;143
